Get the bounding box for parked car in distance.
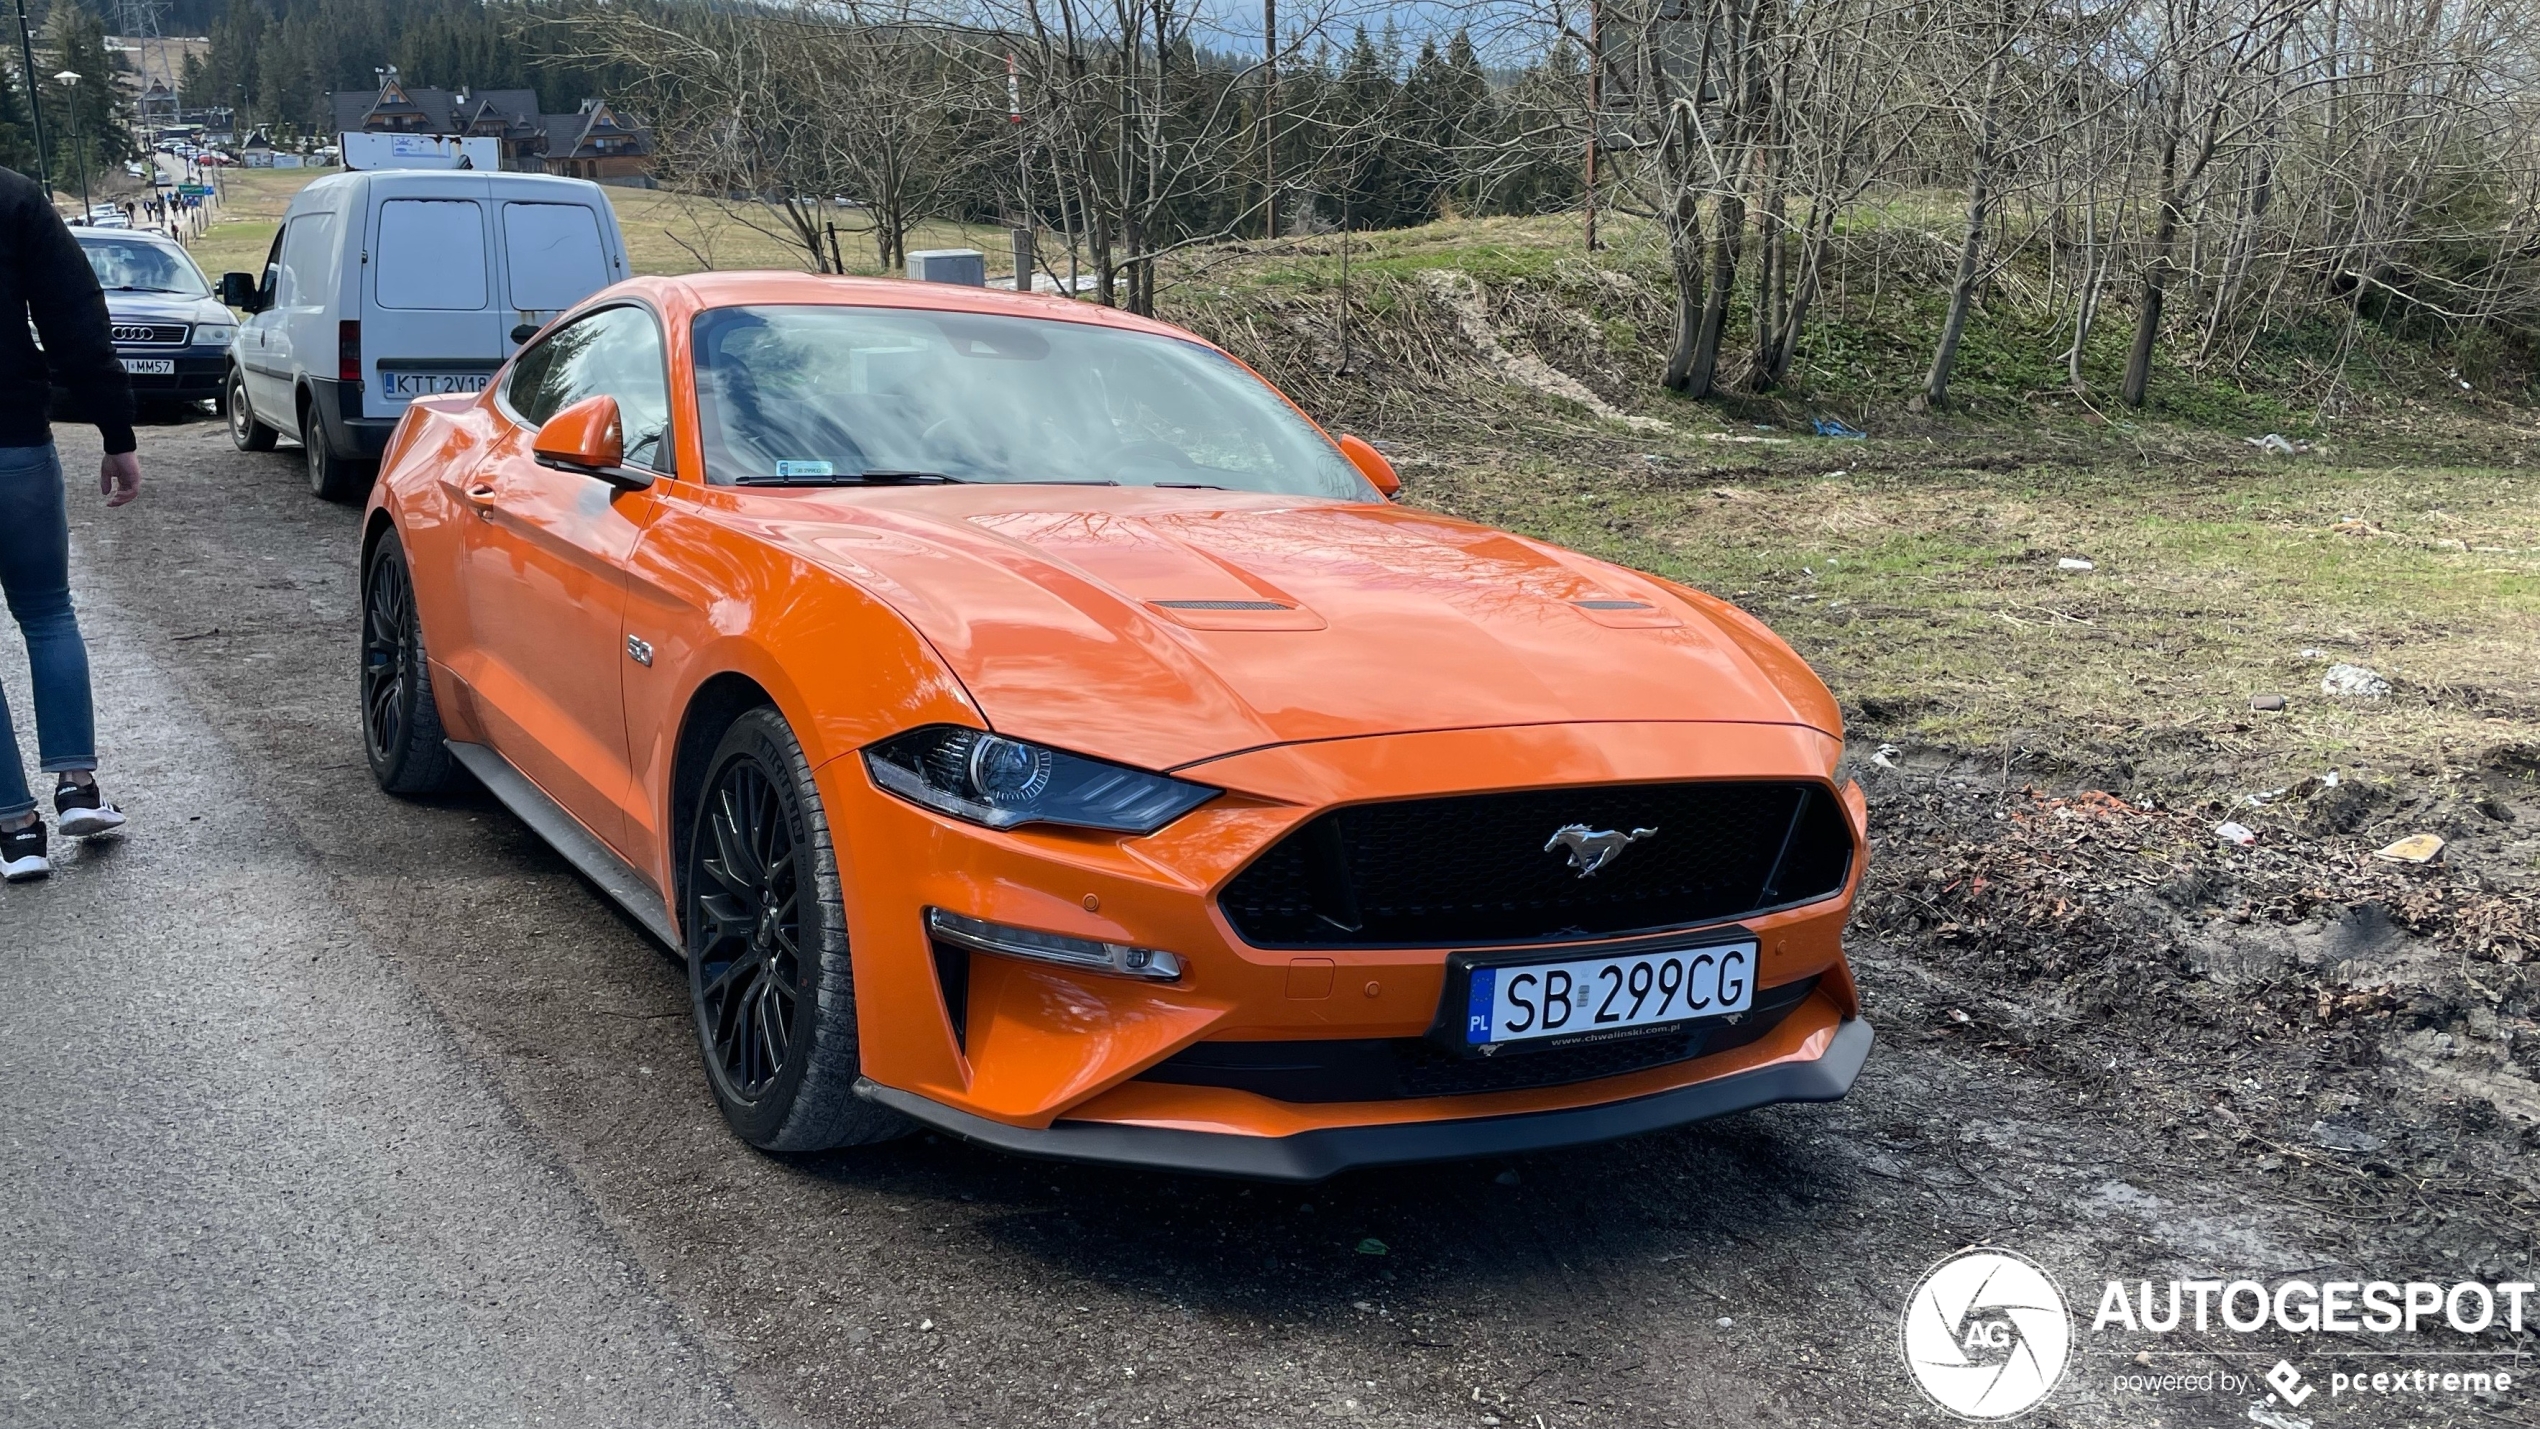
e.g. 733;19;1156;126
218;168;630;500
69;227;234;414
355;272;1873;1180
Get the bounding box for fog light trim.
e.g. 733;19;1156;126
924;908;1185;982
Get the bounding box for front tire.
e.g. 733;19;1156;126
685;707;905;1152
360;531;458;795
227;368;276;451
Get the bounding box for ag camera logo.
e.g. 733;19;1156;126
1902;1248;2073;1420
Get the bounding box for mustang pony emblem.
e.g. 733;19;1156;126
1544;824;1658;877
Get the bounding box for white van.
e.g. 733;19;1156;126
218;169;631;500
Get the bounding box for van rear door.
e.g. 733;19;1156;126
358;177;506;421
499;199;613;341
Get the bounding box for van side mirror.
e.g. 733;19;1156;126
1336;434;1400;499
532;394;653;492
510;322;542;346
218;271;261;311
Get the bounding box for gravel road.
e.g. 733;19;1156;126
3;416;2528;1429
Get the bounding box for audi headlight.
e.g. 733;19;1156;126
863;726;1216;834
193;322;237;347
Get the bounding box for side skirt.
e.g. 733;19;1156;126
445;740;680;952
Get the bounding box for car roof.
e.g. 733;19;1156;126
650;271;1198;345
75;227;183;249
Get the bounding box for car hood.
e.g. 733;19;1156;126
767;487;1836;772
100;291;226;326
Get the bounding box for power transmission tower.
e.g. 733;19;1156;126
115;0;179;135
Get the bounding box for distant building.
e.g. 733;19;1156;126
540;100;652;183
326;69;653;178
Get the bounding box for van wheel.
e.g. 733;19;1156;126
227;369;276;451
302;397;371;502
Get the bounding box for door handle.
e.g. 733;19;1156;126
464;482;498;518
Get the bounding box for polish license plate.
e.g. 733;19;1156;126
381;370;492;398
119;357;174;374
1465;939;1757;1048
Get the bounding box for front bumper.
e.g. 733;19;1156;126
859;1014;1871;1180
822;719;1872;1173
116;346;228;401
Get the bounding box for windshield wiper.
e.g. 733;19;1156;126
103;285;192;294
1154;481;1227;489
733;469;965;487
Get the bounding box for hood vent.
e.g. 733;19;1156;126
1153;599;1292;611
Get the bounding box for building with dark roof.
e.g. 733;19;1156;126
327;70;653;179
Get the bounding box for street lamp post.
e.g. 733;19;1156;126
53;70;87;221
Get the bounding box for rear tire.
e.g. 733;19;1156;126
227;368;276;451
685;706;907;1152
360;530;458;795
304;411;372;502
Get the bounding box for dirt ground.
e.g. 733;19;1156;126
14;410;2523;1429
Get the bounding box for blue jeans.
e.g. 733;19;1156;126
0;444;96;821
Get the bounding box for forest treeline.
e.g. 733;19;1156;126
75;0;2540;406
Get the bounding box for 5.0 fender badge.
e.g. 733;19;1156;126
1544;824;1657;877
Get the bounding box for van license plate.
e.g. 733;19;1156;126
119;358;174;375
1465;939;1757;1047
382;371;492;397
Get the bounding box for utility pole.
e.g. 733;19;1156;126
1261;0;1276;239
1583;0;1600;251
14;0;47;193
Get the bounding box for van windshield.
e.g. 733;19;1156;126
690;304;1374;498
77;235;209;297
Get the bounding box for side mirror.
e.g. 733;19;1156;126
1337;433;1400;499
510;322;542;345
218;271;261;311
532;394;653;492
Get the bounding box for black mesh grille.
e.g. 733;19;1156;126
1137;977;1818;1102
1219;780;1852;948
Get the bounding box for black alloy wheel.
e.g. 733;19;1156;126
684;708;904;1151
227;368;276;451
694;755;805;1102
359;532;456;795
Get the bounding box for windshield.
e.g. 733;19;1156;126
78;235;209;297
691;304;1373;498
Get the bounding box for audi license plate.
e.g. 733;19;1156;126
1465;939;1756;1048
381;370;492;398
119;357;174;375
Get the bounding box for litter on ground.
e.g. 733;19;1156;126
2372;833;2446;864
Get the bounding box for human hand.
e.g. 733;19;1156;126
100;451;141;508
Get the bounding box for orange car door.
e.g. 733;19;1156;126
459;303;678;855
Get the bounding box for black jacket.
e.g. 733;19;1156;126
0;167;134;454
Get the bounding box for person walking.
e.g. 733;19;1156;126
0;165;139;882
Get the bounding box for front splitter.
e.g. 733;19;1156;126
853;1016;1873;1182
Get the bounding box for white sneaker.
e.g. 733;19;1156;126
1;820;46;882
54;780;125;840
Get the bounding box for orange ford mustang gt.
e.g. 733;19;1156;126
357;272;1871;1180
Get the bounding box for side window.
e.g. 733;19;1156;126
503;305;674;472
274;213;335;308
374;199;488;311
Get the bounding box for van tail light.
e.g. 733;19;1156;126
338;321;361;384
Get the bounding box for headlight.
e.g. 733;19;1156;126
193;322;236;347
863;725;1216;834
